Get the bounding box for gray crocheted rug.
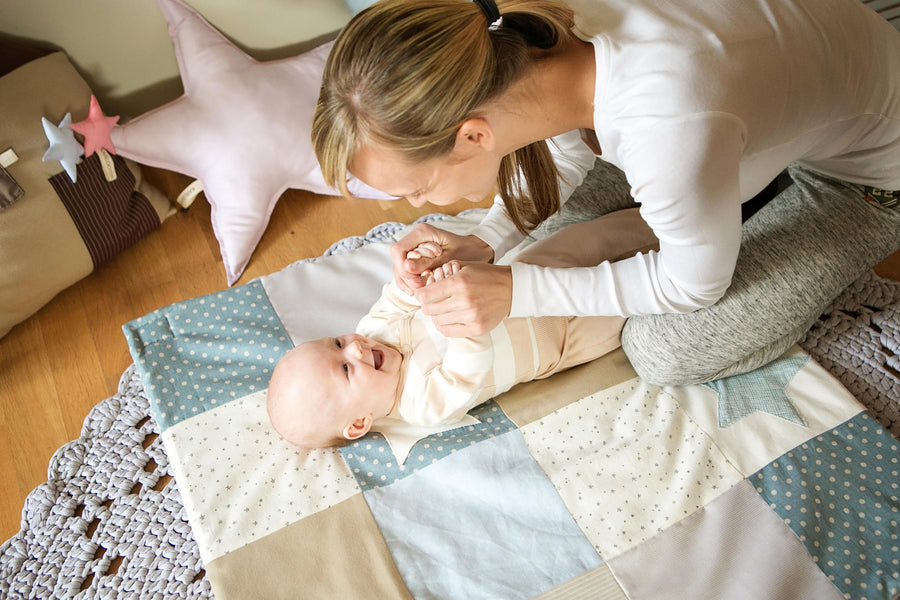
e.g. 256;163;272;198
1;214;898;599
798;270;900;436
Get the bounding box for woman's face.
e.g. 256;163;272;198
351;142;500;207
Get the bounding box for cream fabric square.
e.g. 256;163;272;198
162;389;360;563
521;377;744;560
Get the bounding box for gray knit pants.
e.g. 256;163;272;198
549;161;900;386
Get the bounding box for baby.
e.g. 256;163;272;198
267;208;658;448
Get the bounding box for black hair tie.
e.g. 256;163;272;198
473;0;503;30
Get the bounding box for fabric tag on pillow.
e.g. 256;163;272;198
0;166;24;210
48;153;161;268
0;148;24;210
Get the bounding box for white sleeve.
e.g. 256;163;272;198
468;130;597;261
510;113;747;317
355;281;416;340
465;194;524;261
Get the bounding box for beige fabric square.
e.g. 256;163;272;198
496;347;637;427
0;52;170;338
205;494;412;600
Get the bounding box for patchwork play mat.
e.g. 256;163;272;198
2;211;898;600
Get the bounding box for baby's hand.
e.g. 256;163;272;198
406;241;442;261
422;260;461;286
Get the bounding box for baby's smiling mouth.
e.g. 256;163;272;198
372;348;384;370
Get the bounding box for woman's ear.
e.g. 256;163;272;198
454;118;495;156
342;416;373;441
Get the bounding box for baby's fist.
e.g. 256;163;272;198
406;241;443;261
423;260;461;286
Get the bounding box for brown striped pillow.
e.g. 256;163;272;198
0;48;172;338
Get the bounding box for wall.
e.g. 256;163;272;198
0;0;353;118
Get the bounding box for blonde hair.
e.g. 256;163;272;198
312;0;575;233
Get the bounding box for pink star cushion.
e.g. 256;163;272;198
70;95;119;157
110;0;390;285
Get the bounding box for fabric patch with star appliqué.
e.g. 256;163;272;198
703;354;810;428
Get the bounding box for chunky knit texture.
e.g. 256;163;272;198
799;270;900;437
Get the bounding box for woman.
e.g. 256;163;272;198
311;0;900;385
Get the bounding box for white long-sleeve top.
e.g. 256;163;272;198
469;0;900;319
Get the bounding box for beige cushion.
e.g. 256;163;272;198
0;52;171;338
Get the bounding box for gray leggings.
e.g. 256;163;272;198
543;161;900;386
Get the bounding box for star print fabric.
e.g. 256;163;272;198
520;377;744;558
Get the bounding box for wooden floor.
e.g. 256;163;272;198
0;167;898;542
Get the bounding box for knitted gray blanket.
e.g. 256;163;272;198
1;218;897;598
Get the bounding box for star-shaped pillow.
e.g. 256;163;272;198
110;0;390;285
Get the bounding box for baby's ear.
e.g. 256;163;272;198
342;416;372;441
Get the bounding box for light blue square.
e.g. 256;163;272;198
364;430;602;600
341;400;517;491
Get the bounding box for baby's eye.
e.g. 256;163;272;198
335;338;342;349
342;363;349;375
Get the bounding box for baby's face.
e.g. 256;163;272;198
292;333;402;423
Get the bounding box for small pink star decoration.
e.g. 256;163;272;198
70;95;119;158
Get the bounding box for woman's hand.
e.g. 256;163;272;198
390;223;495;295
415;261;513;337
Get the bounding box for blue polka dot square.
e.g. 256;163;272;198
753;412;899;599
123;280;290;431
340;401;518;491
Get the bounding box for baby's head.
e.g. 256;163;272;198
267;333;402;448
